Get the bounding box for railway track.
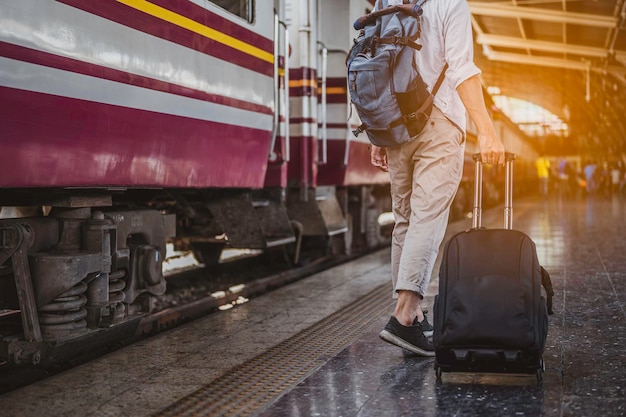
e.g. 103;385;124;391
0;248;357;395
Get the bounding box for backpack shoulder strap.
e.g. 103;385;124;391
356;1;420;29
431;63;448;96
376;36;423;51
540;266;555;315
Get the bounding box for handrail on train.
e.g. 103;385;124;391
317;41;328;165
316;44;348;166
270;15;290;162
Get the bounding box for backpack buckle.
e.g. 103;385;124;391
404;112;428;124
352;124;367;137
393;36;408;46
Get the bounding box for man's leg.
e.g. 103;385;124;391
394;109;464;302
393;290;423;326
390;134;463;329
380;109;464;355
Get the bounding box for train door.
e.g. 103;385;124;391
316;0;351;186
313;0;393;254
191;0;297;261
277;0;348;259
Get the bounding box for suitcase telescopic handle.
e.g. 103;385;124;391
472;152;516;230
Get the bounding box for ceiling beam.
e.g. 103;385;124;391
485;50;626;78
476;33;609;58
483;51;626;77
608;69;626;85
614;51;626;65
484;50;591;70
469;2;618;28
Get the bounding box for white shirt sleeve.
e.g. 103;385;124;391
441;0;481;88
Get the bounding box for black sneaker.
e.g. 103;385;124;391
379;316;435;357
414;310;433;338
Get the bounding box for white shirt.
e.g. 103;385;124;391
374;0;481;132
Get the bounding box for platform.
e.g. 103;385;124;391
0;194;624;417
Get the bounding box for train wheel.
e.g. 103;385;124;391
536;356;545;382
190;242;225;266
364;207;383;250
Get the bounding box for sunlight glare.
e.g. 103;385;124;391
491;95;568;138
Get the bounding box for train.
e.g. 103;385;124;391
0;0;539;367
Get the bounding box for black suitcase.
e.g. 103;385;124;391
433;153;554;381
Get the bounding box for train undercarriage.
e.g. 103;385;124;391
0;185;391;367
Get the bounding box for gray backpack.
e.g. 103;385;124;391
347;0;446;147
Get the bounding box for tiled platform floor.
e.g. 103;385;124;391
0;194;624;417
259;195;626;417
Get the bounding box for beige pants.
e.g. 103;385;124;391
386;106;465;298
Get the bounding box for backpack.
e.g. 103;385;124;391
347;0;446;147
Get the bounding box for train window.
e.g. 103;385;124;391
209;0;254;23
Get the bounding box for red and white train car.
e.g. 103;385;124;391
1;0;277;189
0;0;387;366
0;0;290;366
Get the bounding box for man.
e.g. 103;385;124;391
370;0;505;356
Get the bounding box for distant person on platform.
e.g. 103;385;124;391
583;160;597;194
536;154;550;197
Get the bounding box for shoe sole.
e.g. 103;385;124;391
379;330;435;357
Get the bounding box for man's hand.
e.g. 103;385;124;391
477;132;505;165
370;145;388;172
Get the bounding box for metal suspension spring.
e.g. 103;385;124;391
109;269;127;321
39;281;88;341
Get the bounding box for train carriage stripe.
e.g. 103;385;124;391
0;41;272;116
56;0;274;76
0;86;271;188
147;0;273;51
117;0;273;64
320;77;348;104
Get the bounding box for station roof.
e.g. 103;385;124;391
468;0;626;156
